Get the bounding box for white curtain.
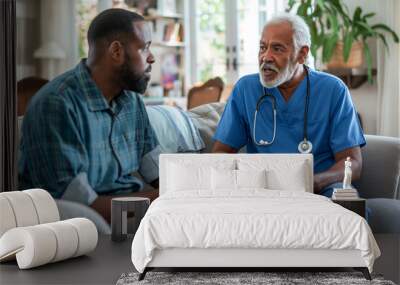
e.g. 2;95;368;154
377;0;400;138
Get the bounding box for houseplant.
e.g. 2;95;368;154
287;0;399;82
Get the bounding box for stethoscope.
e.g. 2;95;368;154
252;65;313;154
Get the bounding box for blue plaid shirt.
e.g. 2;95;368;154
19;60;161;205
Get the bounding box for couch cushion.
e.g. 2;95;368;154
354;135;400;199
187;102;226;153
367;198;400;233
146;105;205;153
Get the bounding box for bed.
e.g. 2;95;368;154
131;154;380;280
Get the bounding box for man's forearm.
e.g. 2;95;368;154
314;152;362;193
314;164;345;193
212;141;239;153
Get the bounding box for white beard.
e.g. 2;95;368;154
259;60;298;88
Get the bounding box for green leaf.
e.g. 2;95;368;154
328;14;339;32
322;34;338;63
353;7;362;22
288;0;296;10
362;12;376;20
377;33;389;51
316;0;324;9
355;21;376;37
318;17;324;34
372;24;400;43
363;43;373;83
343;32;353;62
329;0;348;20
311;4;322;17
297;2;308;17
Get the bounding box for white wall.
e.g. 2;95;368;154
350;83;378;134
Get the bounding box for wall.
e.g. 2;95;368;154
350;83;378;135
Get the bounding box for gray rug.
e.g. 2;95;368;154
116;271;396;285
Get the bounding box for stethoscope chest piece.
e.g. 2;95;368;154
298;139;313;154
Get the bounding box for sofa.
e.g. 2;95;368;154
353;135;400;233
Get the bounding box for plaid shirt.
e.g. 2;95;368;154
19;60;160;205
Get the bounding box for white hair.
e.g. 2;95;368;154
264;13;311;52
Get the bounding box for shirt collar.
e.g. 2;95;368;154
76;59;139;113
76;59;110;112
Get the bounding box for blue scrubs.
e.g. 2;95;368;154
213;69;365;174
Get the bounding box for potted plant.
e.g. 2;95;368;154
287;0;399;82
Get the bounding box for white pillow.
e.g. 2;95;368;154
266;163;307;192
237;169;267;189
237;159;309;192
211;169;267;190
168;163;211;191
211;168;236;190
167;159;236;192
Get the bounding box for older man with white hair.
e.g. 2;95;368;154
212;13;365;197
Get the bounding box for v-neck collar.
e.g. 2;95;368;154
270;74;308;111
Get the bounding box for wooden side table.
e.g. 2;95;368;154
332;198;366;218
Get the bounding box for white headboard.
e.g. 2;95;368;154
159;154;313;195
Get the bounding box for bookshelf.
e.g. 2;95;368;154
144;0;187;99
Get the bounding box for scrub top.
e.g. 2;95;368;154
213;68;365;174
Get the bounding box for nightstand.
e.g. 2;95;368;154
332;198;366;218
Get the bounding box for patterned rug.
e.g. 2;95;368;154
116;271;396;285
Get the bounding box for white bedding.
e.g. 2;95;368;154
131;190;380;273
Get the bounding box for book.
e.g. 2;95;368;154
161;53;179;90
332;196;361;200
163;22;182;43
332;191;359;200
333;192;358;196
333;188;358;194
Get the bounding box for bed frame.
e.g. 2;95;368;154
138;154;371;281
139;248;370;280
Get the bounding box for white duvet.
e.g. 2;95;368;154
131;190;380;273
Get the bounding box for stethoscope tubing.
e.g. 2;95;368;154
253;65;312;153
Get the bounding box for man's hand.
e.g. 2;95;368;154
212;141;239;153
313;146;362;193
90;196;112;223
313;175;324;194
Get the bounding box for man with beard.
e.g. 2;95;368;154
19;9;160;221
212;13;365;197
